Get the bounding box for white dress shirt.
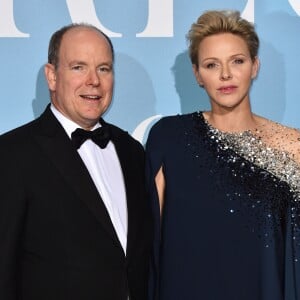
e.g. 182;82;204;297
51;105;128;254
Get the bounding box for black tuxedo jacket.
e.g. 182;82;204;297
0;105;152;300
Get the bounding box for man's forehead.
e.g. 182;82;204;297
59;28;110;54
62;26;104;41
58;29;112;63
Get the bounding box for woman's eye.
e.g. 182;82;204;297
206;63;217;69
234;58;244;64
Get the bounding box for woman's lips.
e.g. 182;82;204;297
217;85;237;93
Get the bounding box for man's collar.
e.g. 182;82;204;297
50;104;100;138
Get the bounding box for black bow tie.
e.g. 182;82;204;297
71;126;111;149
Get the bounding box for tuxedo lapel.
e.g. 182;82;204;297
108;123;141;258
33;106;121;247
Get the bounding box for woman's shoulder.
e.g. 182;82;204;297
255;115;300;162
146;112;198;148
153;112;197;126
149;112;197;134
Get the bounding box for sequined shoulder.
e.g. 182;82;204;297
258;120;300;164
200;113;300;259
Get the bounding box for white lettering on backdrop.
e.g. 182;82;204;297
136;0;173;37
241;0;254;22
132;115;162;143
288;0;300;15
66;0;122;37
0;0;256;38
66;0;173;37
0;0;29;37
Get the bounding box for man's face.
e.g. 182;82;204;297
45;27;114;130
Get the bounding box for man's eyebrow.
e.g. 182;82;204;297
68;60;87;65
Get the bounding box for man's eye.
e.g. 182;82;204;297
98;66;112;73
71;65;83;70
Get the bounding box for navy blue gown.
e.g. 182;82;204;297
146;112;300;300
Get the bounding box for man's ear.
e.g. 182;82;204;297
44;63;57;91
192;64;204;87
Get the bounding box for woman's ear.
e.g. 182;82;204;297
251;56;260;79
193;64;204;87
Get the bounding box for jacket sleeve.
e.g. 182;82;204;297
0;139;27;300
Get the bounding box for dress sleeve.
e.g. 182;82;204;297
284;199;300;299
145;118;166;300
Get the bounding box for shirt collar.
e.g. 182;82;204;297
50;104;100;139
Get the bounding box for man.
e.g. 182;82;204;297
0;24;151;300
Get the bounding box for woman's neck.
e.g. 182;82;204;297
203;109;260;133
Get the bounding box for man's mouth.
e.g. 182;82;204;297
80;95;101;100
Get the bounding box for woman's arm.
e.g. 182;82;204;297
155;166;165;216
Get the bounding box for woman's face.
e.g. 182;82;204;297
193;33;259;113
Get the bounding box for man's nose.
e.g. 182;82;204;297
86;69;100;86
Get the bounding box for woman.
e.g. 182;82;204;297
146;10;300;300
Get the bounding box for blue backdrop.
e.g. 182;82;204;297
1;0;300;144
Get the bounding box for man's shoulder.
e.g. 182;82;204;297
104;121;144;151
0;105;54;143
0;118;39;143
0;118;42;160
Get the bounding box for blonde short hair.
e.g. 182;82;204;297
187;10;259;66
